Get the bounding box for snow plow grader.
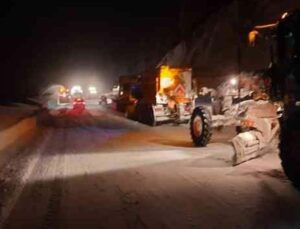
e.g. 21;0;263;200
190;10;300;188
190;74;280;165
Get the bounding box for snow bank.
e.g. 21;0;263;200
0;117;37;152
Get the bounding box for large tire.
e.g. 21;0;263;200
135;102;156;126
190;106;212;147
280;108;300;189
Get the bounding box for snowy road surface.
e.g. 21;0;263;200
1;105;300;229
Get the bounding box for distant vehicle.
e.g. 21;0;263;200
72;98;85;110
58;86;71;105
99;95;108;105
70;85;84;100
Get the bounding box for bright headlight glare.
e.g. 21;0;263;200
71;85;83;95
88;86;97;94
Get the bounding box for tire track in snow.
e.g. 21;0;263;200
40;128;66;229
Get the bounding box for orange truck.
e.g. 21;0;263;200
115;65;194;125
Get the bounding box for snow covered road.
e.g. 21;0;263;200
1;106;300;229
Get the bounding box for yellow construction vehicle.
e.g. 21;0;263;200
115;65;194;125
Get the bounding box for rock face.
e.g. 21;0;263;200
160;0;300;87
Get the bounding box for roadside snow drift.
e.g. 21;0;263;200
0;117;37;152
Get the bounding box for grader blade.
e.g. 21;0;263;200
232;102;279;165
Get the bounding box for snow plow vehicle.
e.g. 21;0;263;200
58;86;71;105
262;10;300;188
190;10;300;188
190;74;279;165
246;10;300;187
115;66;194;125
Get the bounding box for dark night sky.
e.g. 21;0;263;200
0;0;182;99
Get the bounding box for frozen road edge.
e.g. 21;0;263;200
0;117;37;152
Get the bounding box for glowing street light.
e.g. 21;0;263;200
282;12;289;19
230;78;238;86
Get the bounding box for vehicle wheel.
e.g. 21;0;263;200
136;102;156;126
190;106;212;147
145;105;156;126
280;109;300;189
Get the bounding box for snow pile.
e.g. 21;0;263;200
0;105;36;130
0;117;37;152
